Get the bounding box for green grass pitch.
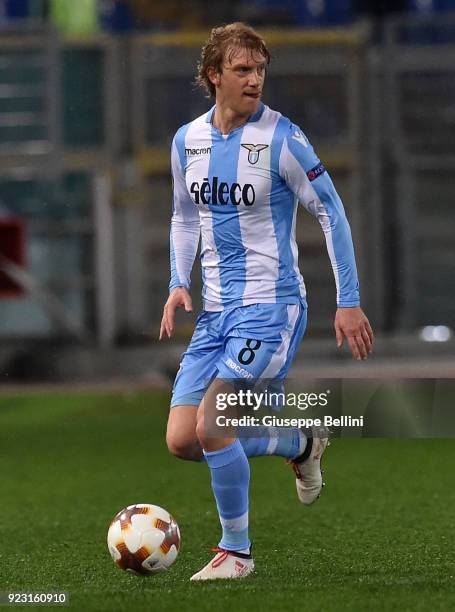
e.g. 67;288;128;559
0;390;454;611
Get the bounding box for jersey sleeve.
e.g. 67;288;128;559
279;123;360;307
169;134;200;292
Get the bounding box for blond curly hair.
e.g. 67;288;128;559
195;22;270;98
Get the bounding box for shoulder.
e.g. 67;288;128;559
264;106;311;143
263;106;298;130
172;121;191;150
278;114;317;164
260;105;288;132
261;106;310;150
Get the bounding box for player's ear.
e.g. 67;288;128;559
207;66;221;88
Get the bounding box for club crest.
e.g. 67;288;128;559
241;143;269;165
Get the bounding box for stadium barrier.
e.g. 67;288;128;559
0;18;454;345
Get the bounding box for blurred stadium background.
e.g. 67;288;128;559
0;0;454;385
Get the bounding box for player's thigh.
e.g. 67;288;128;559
196;303;307;436
195;338;281;445
170;310;223;411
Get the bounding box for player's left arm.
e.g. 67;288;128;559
281;123;374;359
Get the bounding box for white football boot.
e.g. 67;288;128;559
190;548;254;581
290;430;329;505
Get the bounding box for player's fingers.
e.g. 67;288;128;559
159;311;170;340
161;304;173;338
159;321;167;341
361;327;373;354
347;335;362;360
365;320;375;344
183;293;193;313
355;334;369;360
335;325;343;348
166;304;175;337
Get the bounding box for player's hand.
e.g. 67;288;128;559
334;306;374;360
159;287;193;340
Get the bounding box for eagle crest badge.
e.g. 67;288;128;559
241;143;269;165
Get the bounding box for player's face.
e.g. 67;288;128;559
215;47;267;116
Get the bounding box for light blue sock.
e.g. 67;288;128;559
203;439;250;552
238;426;306;459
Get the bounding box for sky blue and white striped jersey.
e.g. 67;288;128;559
169;102;360;312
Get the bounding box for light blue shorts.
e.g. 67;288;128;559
170;300;307;407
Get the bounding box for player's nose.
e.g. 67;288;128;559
248;69;262;86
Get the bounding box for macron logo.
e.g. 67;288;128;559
185;146;212;156
225;358;254;380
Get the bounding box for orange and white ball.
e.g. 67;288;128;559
107;504;180;575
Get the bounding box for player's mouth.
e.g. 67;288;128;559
243;92;261;99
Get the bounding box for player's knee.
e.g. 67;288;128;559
166;404;201;460
195;412;215;448
195;412;206;446
166;438;194;460
166;430;201;461
166;432;191;459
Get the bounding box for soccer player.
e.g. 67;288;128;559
160;23;374;580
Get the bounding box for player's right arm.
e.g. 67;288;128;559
160;133;200;340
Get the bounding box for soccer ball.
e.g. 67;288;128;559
107;503;181;575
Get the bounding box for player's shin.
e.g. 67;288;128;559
203;439;251;552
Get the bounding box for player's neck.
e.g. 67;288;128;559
212;104;251;135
